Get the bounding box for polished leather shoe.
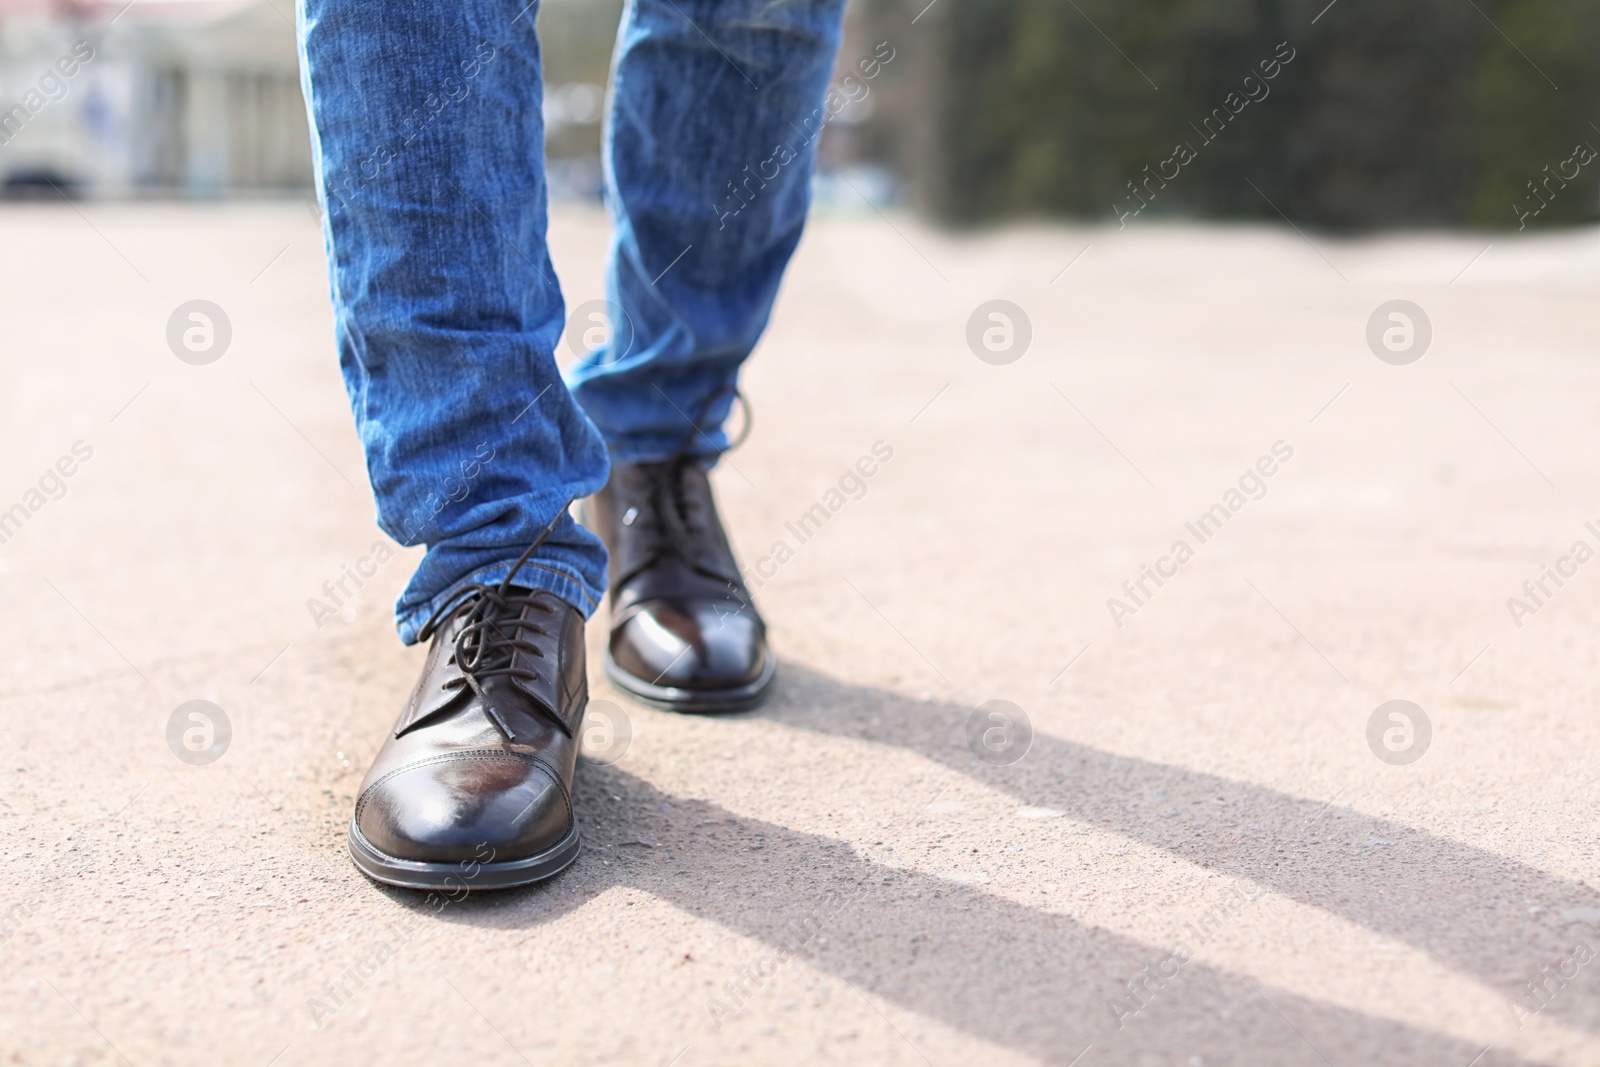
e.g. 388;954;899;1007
347;564;588;891
586;457;774;712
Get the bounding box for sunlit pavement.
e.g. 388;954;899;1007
2;200;1600;1065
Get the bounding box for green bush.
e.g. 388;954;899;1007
917;0;1599;229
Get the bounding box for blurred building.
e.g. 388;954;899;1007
0;0;619;199
0;0;893;205
0;0;310;196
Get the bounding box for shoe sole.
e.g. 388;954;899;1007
346;819;581;892
603;648;776;713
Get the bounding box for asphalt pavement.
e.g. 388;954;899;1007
2;200;1599;1065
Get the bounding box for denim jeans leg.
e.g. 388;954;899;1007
565;0;848;463
297;0;611;643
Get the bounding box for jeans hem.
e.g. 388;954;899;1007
395;556;605;645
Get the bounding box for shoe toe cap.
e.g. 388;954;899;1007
355;754;571;866
612;600;768;689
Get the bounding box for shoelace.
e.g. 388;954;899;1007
636;387;751;569
418;508;568;741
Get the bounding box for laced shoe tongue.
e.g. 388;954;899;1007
456;588;565;739
613;460;740;590
461;593;520;672
401;511;575;740
397;587;567;741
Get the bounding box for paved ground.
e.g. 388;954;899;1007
2;199;1600;1066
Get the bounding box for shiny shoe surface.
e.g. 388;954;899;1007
348;557;588;891
587;457;774;712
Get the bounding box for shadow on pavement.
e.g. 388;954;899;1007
763;664;1600;1040
388;663;1572;1066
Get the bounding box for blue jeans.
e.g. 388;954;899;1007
297;0;845;642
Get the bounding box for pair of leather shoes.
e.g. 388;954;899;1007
347;456;770;891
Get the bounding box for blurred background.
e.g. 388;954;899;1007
2;0;1596;230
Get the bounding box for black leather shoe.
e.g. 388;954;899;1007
347;544;588;891
586;457;774;712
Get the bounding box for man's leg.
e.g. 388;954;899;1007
299;0;599;889
572;0;847;710
300;0;607;641
568;0;848;457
